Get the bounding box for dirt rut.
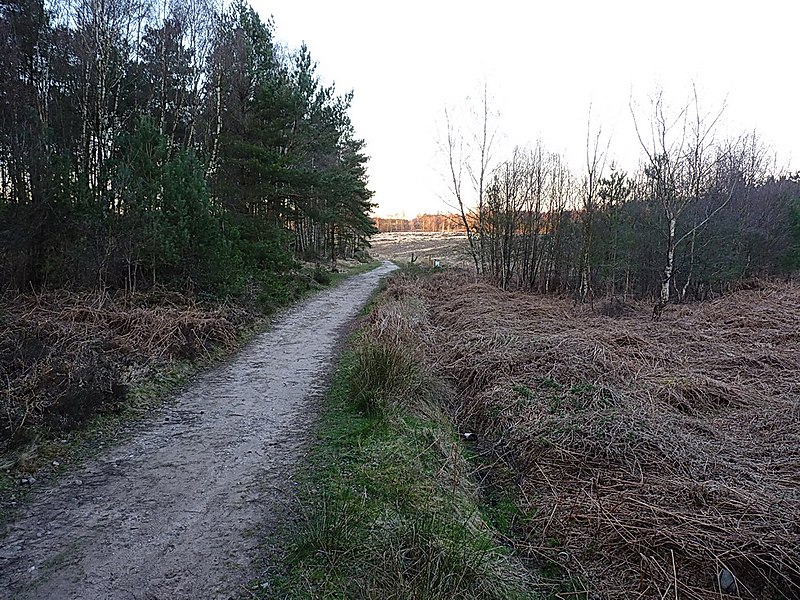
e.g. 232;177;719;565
0;261;397;600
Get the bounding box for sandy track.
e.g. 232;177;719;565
0;261;397;600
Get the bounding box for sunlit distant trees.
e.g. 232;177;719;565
374;214;467;233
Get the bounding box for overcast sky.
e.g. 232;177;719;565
251;0;799;218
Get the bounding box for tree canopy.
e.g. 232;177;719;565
0;0;377;294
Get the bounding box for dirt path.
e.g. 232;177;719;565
0;261;397;600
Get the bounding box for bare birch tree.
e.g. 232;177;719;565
631;86;732;319
442;107;480;274
577;105;609;303
439;83;498;276
467;83;498;274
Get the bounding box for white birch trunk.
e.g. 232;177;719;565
661;215;676;304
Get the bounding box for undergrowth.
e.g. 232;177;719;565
415;270;800;599
0;261;379;518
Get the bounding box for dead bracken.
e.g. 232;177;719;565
0;289;251;448
392;271;800;599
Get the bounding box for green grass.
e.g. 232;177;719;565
267;336;537;599
484;493;521;536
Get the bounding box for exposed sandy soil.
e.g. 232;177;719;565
369;231;472;268
0;261;397;600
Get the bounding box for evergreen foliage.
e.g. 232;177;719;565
0;0;376;294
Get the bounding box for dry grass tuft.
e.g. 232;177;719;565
349;274;438;418
404;272;800;599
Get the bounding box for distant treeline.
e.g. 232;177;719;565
0;0;376;294
446;94;800;304
374;213;467;233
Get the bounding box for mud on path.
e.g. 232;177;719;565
0;261;397;600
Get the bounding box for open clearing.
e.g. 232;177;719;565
369;231;471;268
390;271;799;599
0;261;396;600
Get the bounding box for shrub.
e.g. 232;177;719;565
312;266;331;285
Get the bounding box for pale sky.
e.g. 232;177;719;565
251;0;800;218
